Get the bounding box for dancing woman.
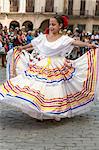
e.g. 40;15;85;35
0;15;98;121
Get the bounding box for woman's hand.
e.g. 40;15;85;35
18;46;23;51
18;43;33;52
88;43;98;49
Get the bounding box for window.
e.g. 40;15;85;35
95;0;99;16
68;0;73;15
77;24;86;32
26;0;35;12
80;0;85;15
93;25;99;32
45;0;54;12
10;0;19;12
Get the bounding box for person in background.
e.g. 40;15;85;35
0;31;6;67
68;28;80;59
0;23;3;32
26;31;33;44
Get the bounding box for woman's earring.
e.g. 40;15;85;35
59;29;63;34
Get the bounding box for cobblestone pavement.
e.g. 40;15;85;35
0;59;99;150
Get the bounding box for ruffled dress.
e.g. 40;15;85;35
0;34;99;120
6;47;40;79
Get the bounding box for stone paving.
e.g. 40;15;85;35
0;58;99;150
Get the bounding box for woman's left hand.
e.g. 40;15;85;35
88;43;98;49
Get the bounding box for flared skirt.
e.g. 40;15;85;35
0;48;99;120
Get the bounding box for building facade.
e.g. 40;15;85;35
0;0;99;32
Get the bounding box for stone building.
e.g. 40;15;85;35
0;0;99;32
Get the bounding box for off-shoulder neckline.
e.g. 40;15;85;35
45;34;65;43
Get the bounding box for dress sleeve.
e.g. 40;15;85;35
62;35;74;46
61;35;75;56
31;34;44;47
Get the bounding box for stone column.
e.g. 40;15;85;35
19;0;26;13
73;0;80;16
0;0;9;12
0;0;3;12
86;20;93;33
86;0;96;16
35;0;46;12
54;0;64;13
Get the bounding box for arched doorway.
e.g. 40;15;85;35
0;23;3;30
39;19;49;33
9;21;20;29
22;21;33;32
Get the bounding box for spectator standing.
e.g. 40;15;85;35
26;31;33;44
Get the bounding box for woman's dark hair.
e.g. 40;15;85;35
53;15;69;29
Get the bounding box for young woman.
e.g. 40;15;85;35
0;15;98;121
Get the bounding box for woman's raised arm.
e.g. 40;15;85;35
72;40;97;49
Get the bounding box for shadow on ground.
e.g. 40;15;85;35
0;104;91;130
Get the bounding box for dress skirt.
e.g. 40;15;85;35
0;48;99;120
6;47;40;79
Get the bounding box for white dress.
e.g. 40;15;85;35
6;47;40;79
0;34;99;120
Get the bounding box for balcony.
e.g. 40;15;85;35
66;10;99;19
40;6;57;15
26;6;34;12
66;10;89;18
10;6;18;12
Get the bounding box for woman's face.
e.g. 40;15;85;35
49;18;62;34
